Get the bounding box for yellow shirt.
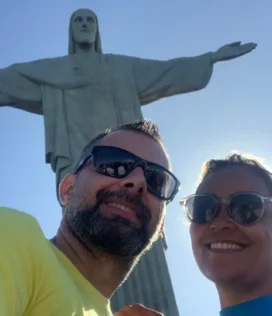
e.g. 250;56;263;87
0;207;113;316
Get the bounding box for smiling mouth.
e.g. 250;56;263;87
107;202;134;214
103;201;142;226
206;241;247;252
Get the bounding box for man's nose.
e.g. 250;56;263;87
209;204;237;232
119;167;147;196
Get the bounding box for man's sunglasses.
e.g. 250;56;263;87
180;192;272;225
75;146;180;203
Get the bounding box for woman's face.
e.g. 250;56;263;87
190;165;272;287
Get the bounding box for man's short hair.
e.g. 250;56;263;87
74;119;168;172
197;152;272;195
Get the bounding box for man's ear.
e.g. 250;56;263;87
59;174;75;206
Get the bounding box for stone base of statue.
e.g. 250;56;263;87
111;238;179;316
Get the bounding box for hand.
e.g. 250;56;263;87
212;41;257;63
115;304;163;316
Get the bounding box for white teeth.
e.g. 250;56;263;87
108;202;133;214
210;242;243;250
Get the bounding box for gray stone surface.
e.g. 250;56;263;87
0;9;256;193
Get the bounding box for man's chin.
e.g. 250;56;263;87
81;228;147;258
93;243;145;259
68;206;149;258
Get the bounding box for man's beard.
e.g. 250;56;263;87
65;189;158;258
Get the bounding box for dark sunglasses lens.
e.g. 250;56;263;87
92;146;178;201
186;195;217;224
94;147;135;177
229;193;264;224
145;165;177;200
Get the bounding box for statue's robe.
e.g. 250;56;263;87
0;52;213;185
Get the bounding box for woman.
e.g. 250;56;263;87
181;153;272;315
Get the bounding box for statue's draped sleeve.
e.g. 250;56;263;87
0;66;42;114
132;53;214;105
0;64;70;169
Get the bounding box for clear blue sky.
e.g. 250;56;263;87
0;0;270;315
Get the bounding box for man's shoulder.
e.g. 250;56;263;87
0;206;38;222
0;207;44;240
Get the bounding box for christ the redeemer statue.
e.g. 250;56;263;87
0;9;256;192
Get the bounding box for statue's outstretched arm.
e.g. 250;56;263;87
131;41;256;106
0;68;43;114
0;93;43;115
212;41;257;63
132;53;214;105
0;94;17;106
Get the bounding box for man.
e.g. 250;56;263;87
180;153;272;315
0;119;180;316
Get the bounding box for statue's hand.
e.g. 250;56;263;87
212;41;257;63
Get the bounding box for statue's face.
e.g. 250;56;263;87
72;9;97;45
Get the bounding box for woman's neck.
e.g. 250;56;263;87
217;275;272;309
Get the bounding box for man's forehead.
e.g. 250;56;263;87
97;130;169;168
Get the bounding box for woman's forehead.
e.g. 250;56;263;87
198;165;270;197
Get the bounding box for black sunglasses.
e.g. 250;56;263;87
75;146;180;203
180;192;272;225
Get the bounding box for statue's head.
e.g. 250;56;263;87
68;8;102;54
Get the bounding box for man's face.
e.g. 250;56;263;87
61;130;169;258
72;9;97;45
190;166;272;287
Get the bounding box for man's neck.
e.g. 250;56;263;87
51;225;133;299
217;275;272;309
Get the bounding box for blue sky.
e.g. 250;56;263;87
0;0;270;315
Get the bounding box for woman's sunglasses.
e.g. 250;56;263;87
75;145;180;203
180;192;272;225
